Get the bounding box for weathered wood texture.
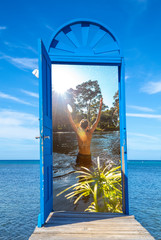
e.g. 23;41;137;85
29;212;154;240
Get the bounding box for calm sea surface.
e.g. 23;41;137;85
0;132;161;239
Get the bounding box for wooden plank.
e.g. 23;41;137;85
30;233;154;240
32;225;152;234
33;229;152;235
29;212;154;240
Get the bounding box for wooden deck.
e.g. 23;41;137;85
29;211;154;240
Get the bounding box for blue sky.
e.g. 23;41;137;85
0;0;161;160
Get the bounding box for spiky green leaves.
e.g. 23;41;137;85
57;157;122;213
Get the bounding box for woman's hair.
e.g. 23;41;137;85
80;119;89;130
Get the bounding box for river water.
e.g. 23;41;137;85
53;131;121;211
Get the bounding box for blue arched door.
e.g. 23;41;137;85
38;19;129;227
38;40;53;227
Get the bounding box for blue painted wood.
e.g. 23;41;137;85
81;23;89;46
121;58;129;215
119;59;129;215
89;27;106;48
65;30;80;48
49;56;122;64
94;43;119;54
55;31;76;53
47;20;128;214
38;39;53;227
36;19;129;220
48;19;121;58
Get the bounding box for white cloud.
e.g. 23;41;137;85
1;54;38;70
26;45;37;54
0;109;39;140
21;89;39;98
0;126;38;140
141;81;161;94
127;132;161;151
127;105;154;112
126;113;161;119
127;138;161;151
45;24;54;32
4;41;37;54
0;109;38;124
128;132;159;141
0;91;36;106
8;56;38;70
0;26;7;30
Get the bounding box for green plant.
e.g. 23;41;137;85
57;157;122;213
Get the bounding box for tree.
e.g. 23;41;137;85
74;80;104;122
52;82;119;132
99;110;114;129
112;90;119;127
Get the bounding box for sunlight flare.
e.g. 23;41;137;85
67;104;73;113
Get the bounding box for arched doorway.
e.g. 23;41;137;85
38;19;128;227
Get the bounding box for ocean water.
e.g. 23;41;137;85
0;161;40;240
0;160;161;240
128;160;161;240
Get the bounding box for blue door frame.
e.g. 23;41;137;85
38;40;53;227
38;19;129;227
50;59;129;216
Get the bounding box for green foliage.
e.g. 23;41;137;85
57;158;122;213
113;90;119;121
52;80;119;132
74;80;103;122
